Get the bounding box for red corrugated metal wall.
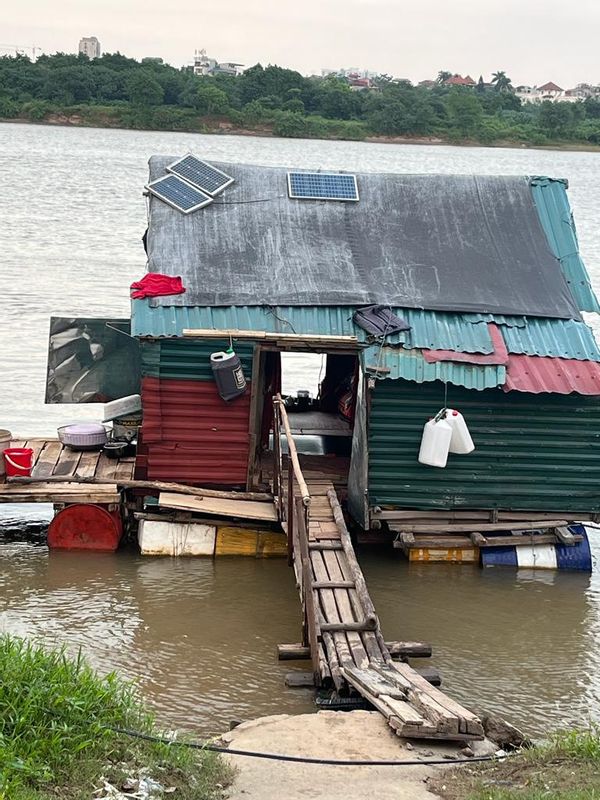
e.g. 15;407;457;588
139;377;252;485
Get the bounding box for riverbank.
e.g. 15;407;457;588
0;635;230;800
432;727;600;799
4;111;600;153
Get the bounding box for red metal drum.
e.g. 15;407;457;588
48;504;123;552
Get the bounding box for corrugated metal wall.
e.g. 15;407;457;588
368;379;600;512
138;339;254;486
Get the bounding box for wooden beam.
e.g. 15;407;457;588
277;640;432;661
396;519;570;534
182;329;358;344
9;476;272;502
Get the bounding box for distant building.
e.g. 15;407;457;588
193;49;243;77
78;36;101;59
444;74;476;87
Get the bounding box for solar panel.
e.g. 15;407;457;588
146;174;213;214
167;155;234;196
287;172;359;201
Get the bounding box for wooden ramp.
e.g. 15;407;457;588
273;396;484;742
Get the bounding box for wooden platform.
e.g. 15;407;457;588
0;439;134;504
289;479;484;741
288;411;351;437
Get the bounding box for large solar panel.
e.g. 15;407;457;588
287;172;359;201
146;174;213;214
167;155;234;196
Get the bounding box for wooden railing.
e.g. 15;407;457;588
273;394;311;566
272;395;318;666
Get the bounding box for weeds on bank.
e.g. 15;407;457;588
435;726;600;800
0;634;231;799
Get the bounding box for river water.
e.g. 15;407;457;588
1;122;600;737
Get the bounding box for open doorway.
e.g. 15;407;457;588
279;351;358;456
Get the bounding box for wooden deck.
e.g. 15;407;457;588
0;439;134;504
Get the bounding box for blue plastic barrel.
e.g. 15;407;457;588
481;545;518;568
555;524;592;571
481;524;592;572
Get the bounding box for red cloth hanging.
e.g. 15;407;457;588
130;273;186;299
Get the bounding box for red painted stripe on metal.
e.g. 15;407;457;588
422;323;509;365
139;376;251;485
503;354;600;395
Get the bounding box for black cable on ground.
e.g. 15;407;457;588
109;726;509;767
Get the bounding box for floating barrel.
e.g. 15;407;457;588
481;525;592;572
48;504;123;552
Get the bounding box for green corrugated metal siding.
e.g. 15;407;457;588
368;379;600;512
501;318;600;361
531;177;600;313
140;339;254;381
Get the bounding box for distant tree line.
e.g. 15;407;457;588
2;51;600;146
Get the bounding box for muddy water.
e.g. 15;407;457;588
2;123;600;737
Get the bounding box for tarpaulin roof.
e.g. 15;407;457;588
145;158;582;319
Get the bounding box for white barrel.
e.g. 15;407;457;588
447;409;475;454
418;417;453;468
0;430;11;476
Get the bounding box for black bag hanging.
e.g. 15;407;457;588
353;305;411;337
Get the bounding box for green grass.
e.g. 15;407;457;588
433;727;600;800
0;635;231;799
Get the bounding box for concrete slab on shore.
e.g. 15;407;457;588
221;710;496;800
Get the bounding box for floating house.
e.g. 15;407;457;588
131;158;600;538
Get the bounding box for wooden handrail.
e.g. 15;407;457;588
274;394;311;508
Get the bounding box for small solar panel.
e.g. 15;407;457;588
167;155;234;196
287;172;359;201
146;174;213;214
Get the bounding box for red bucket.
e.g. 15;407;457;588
3;447;34;477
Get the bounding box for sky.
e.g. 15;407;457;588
3;0;599;87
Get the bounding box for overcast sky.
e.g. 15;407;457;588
3;0;598;87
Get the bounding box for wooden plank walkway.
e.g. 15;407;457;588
288;478;484;741
0;438;133;504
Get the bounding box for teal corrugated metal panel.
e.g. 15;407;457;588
361;346;505;390
502;318;600;361
141;339;254;380
132;300;494;354
368;379;600;512
462;314;527;327
531;177;600;313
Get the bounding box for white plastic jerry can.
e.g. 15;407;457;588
418;416;453;468
447;409;475;454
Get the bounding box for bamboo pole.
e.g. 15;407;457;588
274;394;310;508
182;328;357;344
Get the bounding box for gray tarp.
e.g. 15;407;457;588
146;158;581;319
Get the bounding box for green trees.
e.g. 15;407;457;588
446;89;483;136
0;51;598;147
125;69;164;105
491;70;513;92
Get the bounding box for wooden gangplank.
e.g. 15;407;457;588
272;396;484;742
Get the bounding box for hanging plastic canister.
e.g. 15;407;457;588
211;348;247;401
447;409;475;454
418;412;453;468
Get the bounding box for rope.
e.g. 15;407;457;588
108;726;508;767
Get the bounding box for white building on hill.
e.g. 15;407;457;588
79;36;101;59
